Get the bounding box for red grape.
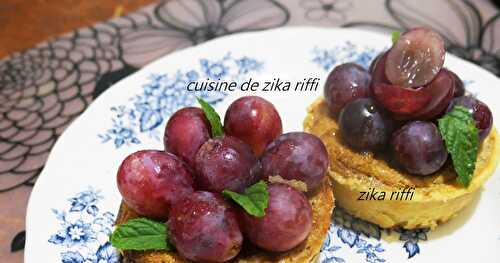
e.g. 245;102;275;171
164;107;211;167
242;183;312;252
339;98;394;152
169;191;243;262
372;82;431;116
224;96;283;156
412;69;455;119
261;132;328;193
324;63;372;115
447;96;493;140
372;69;454;120
195;136;261;193
385;27;445;87
391;121;447;175
117;150;195;219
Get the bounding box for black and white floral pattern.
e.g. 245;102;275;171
300;0;352;23
121;0;289;67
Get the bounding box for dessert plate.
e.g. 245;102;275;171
25;27;500;263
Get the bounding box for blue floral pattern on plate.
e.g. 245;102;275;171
312;41;383;70
321;222;386;263
51;43;431;263
48;188;118;263
312;43;430;262
322;207;430;262
46;189;426;263
98;53;263;148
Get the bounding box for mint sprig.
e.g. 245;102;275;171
391;31;401;44
223;181;269;217
197;97;224;137
438;106;479;187
110;218;171;251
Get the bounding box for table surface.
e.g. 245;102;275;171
1;0;499;262
0;0;157;58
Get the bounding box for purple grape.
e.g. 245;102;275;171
117;150;195;219
338;98;394;152
224;96;283;156
169;191;243;262
261;132;328;193
369;52;384;74
447;96;493;140
242;183;312;252
446;68;465;97
391;121;447;175
324;63;372;115
195;136;261;193
164;107;211;167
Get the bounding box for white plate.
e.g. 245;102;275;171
25;27;500;263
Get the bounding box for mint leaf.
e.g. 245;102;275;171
223;181;269;217
110;218;171;251
438;106;479;187
392;31;401;44
197;97;224;137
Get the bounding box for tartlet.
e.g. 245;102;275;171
115;178;334;263
304;98;499;230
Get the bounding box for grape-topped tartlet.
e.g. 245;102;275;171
111;96;334;263
305;27;499;230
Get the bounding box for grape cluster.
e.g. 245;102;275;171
116;96;328;262
325;27;493;176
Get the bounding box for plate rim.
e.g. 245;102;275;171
24;26;500;262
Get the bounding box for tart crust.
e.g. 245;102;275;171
304;98;499;230
115;178;334;263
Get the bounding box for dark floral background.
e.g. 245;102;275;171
1;0;499;260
